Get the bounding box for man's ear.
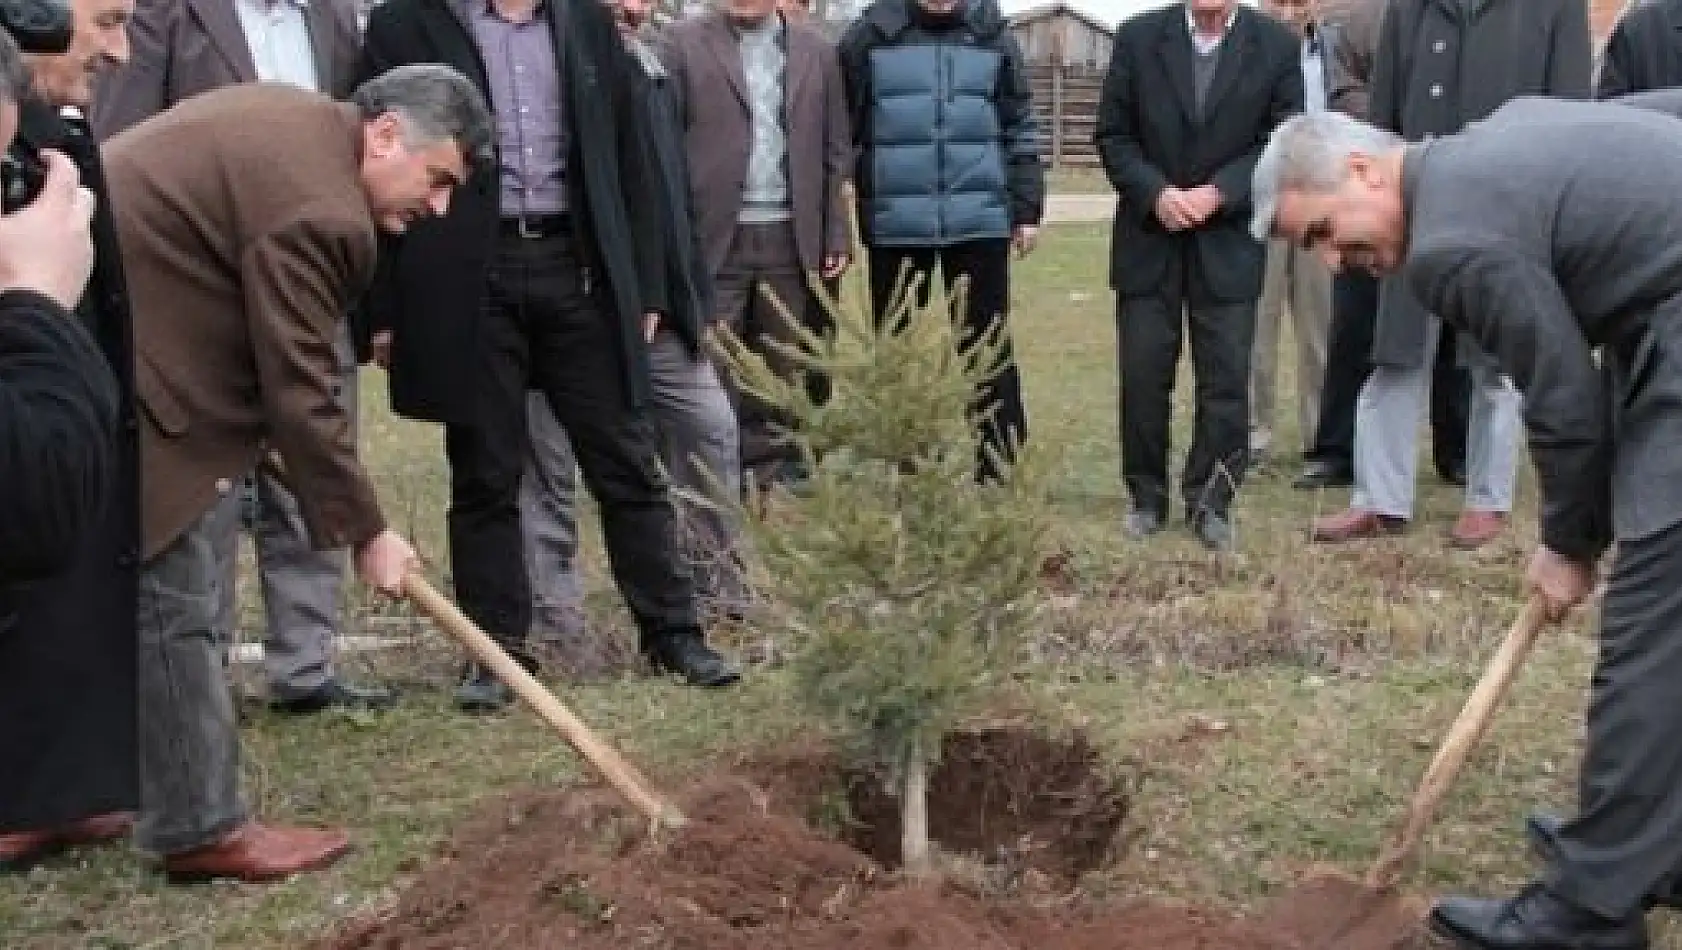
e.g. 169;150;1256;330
364;112;403;160
1347;152;1385;188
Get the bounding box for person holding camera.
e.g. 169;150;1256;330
0;0;145;871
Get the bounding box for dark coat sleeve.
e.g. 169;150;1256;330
1366;0;1403;132
820;40;854;256
1548;0;1593;99
595;13;668;317
1596;14;1642;99
837;19;874;159
0;289;120;581
1209;26;1303;215
350;10;404;362
1094;23;1169;226
1408;237;1612;563
995;30;1045;228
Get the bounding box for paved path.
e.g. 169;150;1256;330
1044;192;1116;224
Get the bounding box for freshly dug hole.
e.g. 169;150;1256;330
316;727;1435;950
839;725;1135;881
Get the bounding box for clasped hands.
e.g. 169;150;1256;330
1154;184;1223;232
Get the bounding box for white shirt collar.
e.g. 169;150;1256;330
1185;5;1236;48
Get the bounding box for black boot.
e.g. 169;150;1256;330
645;628;739;688
1430;882;1648;950
1526;812;1682;911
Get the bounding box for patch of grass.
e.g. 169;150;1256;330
1047;165;1112;194
7;220;1674;947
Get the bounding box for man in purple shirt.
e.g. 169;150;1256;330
359;0;740;707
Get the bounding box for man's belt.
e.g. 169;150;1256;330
498;214;569;240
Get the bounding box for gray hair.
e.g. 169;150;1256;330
351;64;496;174
0;29;24;105
1249;110;1403;241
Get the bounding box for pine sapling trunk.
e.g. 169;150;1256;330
901;736;933;881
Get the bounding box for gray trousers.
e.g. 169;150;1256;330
1350;317;1520;518
136;490;249;855
208;334;356;695
520;328;746;633
712;220;811;488
1547;517;1682;919
1250;239;1332;454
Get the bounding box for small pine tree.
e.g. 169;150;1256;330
710;251;1055;880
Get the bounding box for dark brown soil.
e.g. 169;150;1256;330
840;725;1134;881
316;727;1435;950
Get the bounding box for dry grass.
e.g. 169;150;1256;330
3;220;1671;947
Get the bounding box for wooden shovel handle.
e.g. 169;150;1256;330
401;574;686;830
1366;595;1551;890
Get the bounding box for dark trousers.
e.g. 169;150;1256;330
1118;263;1254;519
868;239;1027;481
444;229;698;655
1431;325;1472;481
1548;517;1682;919
1306;271;1378;471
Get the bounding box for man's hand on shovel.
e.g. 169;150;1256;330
1527;546;1597;623
356;529;420;596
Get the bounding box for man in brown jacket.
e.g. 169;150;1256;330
659;0;852;491
89;0;394;716
109;64;491;882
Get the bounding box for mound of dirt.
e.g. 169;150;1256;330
317;727;1434;950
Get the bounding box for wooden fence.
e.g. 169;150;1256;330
1025;64;1106;168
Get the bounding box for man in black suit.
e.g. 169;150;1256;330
1096;0;1302;551
357;0;739;709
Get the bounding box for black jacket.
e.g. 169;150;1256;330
357;0;670;424
1598;0;1682;98
1094;5;1302;302
0;101;141;832
0;290;118;580
625;32;706;353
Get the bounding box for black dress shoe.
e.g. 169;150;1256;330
269;678;397;715
1527;812;1682;911
647;634;740;688
1293;459;1354;490
454;663;514;712
1431;883;1648;950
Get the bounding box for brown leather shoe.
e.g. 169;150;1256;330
1449;510;1508;550
0;812;134;872
163;822;351;884
1311;508;1407;543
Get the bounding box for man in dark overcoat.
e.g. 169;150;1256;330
1254;90;1682;950
357;0;739;707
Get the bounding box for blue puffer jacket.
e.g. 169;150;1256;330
839;0;1045;247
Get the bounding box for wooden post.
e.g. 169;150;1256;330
1051;28;1066;169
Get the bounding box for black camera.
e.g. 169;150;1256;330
0;0;72;213
1;148;43;213
0;0;72;55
